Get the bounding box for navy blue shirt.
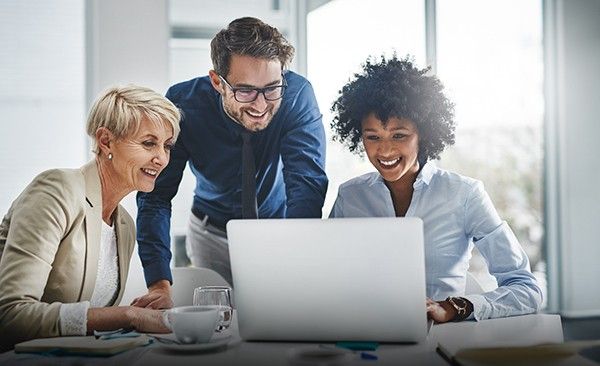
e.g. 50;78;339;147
136;71;328;286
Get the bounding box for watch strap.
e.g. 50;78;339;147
446;296;472;322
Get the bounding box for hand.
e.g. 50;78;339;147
426;298;457;324
131;280;173;309
126;307;171;334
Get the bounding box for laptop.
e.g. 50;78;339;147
227;217;428;343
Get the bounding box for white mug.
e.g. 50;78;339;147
163;305;219;344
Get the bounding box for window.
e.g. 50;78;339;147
436;0;546;302
307;0;426;215
308;0;546;303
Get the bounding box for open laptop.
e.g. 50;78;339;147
227;217;428;343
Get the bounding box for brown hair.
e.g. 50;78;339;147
210;17;294;77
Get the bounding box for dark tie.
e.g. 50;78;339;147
241;131;258;219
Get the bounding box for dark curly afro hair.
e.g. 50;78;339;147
331;55;455;161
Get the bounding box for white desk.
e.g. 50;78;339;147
0;314;564;366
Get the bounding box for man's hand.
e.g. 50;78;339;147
426;298;457;324
130;280;173;309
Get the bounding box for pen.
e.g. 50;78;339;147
318;344;379;361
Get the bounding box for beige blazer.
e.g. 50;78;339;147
0;161;135;348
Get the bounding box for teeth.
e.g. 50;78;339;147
247;110;266;118
379;158;399;166
142;168;158;176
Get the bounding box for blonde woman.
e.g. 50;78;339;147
0;85;180;350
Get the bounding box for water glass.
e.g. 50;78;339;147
193;286;233;332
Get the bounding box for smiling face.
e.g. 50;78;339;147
361;114;420;183
210;54;283;131
109;117;175;193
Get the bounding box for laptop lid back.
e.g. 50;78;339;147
227;217;427;343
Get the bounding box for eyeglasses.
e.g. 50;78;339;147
219;75;287;103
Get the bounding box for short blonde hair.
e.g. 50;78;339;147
87;85;181;153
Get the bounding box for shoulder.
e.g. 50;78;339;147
27;168;85;199
426;165;487;206
337;172;381;194
7;167;85;222
167;76;216;107
282;71;316;105
429;165;482;191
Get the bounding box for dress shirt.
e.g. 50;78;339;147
330;162;542;320
137;71;328;286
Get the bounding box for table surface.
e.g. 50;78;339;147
0;313;564;366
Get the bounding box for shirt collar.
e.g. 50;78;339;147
369;160;437;188
414;160;436;188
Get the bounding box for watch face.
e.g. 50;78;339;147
448;297;467;315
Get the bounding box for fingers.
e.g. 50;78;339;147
130;295;152;308
131;292;173;309
145;296;173;310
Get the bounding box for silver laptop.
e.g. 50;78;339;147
227;217;427;343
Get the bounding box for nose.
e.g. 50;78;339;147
153;148;169;167
377;139;396;156
250;92;268;110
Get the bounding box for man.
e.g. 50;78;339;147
133;17;328;308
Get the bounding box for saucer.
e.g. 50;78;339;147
155;334;231;353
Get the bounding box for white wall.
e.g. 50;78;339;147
86;0;170;217
0;1;86;216
545;0;600;316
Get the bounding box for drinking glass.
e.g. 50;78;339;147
193;286;233;332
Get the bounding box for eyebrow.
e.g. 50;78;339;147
232;77;283;88
139;133;174;141
362;126;411;132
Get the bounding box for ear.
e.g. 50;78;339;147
209;70;224;94
95;127;113;156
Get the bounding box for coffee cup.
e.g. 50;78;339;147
163;305;219;344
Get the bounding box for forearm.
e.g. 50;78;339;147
88;305;169;334
464;283;542;320
86;306;133;333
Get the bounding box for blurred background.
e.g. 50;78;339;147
1;0;599;318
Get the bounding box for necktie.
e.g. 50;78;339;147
241;131;258;219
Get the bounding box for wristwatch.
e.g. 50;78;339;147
446;296;472;322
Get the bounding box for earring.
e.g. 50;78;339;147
108;153;113;160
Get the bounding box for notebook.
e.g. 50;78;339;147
227;217;427;343
14;335;151;356
433;314;597;366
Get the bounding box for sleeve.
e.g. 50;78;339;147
329;191;344;218
280;79;328;218
136;87;189;287
0;172;71;347
461;181;543;320
59;301;90;336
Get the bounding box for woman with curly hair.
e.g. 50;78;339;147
330;55;542;323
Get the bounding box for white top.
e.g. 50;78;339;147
58;221;119;335
330;162;543;320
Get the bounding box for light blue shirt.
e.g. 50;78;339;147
330;162;542;320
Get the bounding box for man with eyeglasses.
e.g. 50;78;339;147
134;17;328;308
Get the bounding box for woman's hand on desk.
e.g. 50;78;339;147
87;306;170;334
126;307;171;333
130;280;174;309
426;297;474;323
426;298;457;323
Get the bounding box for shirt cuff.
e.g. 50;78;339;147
59;301;90;336
143;259;173;287
462;294;490;321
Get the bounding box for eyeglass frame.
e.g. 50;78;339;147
218;74;287;103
